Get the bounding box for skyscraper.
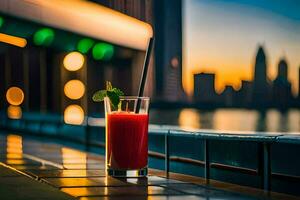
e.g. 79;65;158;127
153;0;185;102
298;66;300;100
237;80;253;106
272;59;292;107
278;59;288;79
222;85;235;107
252;46;270;106
194;73;216;104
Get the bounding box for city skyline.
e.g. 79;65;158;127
193;45;297;108
183;0;300;96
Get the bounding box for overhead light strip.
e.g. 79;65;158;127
0;33;27;47
0;0;152;50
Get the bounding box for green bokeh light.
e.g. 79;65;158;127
0;17;4;28
33;28;55;46
77;38;94;54
92;43;114;61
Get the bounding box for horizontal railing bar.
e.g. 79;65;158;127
148;151;165;158
148;152;300;182
170;156;205;166
210;163;258;175
272;172;300;182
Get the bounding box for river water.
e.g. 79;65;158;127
149;108;300;133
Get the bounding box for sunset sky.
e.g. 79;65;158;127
183;0;300;96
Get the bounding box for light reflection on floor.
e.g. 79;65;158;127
6;134;24;165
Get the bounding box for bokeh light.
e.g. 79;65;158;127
7;105;22;119
63;52;84;71
171;57;179;68
64;80;85;100
6;87;24;106
0;16;4;28
33;28;55;46
77;38;94;54
64;105;84;125
92;43;114;61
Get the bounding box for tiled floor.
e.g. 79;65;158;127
0;165;74;200
0;133;297;200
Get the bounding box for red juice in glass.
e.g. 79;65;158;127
106;112;148;169
104;97;150;177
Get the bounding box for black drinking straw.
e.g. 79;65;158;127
136;37;155;113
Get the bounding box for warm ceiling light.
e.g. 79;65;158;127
0;33;27;48
64;105;84;125
64;80;85;100
7;105;22;119
63;52;84;71
6;87;24;106
0;0;153;50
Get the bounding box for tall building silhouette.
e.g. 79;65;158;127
252;46;270;106
153;0;185;102
278;59;288;79
298;66;300;99
194;73;216;103
272;59;292;107
237;80;253;106
222;85;235;107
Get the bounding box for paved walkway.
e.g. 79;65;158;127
0;132;298;200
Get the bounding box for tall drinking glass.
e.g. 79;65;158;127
104;96;149;177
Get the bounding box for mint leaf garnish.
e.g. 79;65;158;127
107;90;119;109
92;90;107;102
112;88;124;97
92;81;124;109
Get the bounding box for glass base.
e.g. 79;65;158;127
107;167;147;177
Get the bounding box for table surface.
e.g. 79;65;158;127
0;132;298;200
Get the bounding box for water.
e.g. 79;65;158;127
149;108;300;133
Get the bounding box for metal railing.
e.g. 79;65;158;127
1;113;300;193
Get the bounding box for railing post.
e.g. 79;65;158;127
165;131;170;177
263;142;271;191
258;142;271;191
204;139;210;183
85;117;90;151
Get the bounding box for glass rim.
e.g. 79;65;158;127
116;96;150;100
104;96;150;100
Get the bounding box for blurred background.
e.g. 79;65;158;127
0;0;299;132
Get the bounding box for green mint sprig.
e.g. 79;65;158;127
92;81;124;109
